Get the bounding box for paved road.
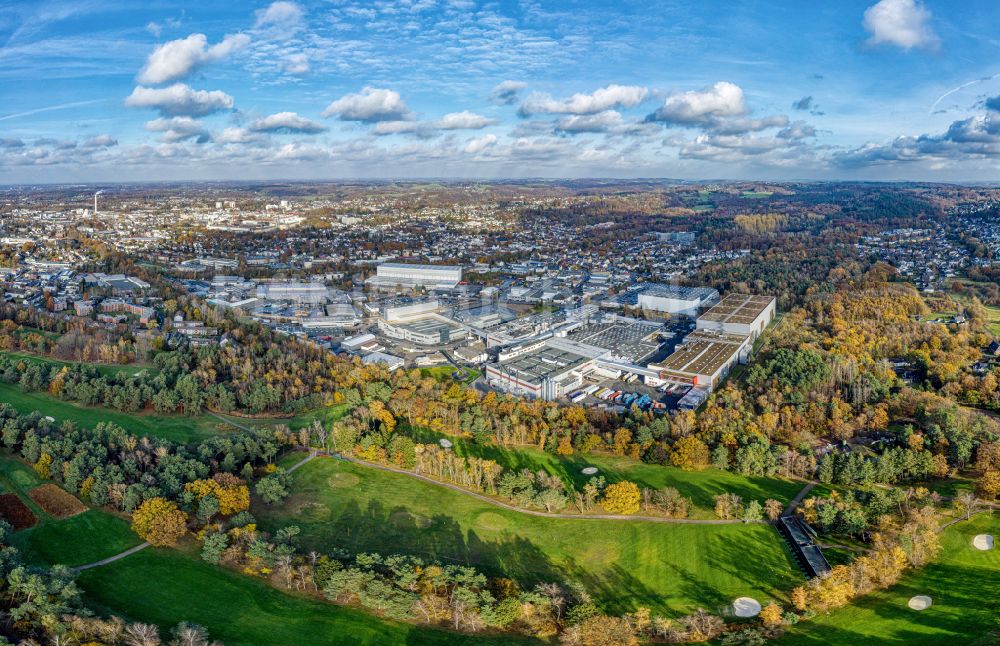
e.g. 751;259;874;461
783;482;815;517
320;453;754;525
74;541;150;572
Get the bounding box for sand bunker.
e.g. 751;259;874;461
732;597;762;618
973;534;994;551
908;595;932;611
439;439;453;448
581;467;599;475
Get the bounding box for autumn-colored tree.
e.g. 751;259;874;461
602;481;641;515
764;498;783;521
184;475;250;516
573;615;638;646
758;602;783;627
978;469;1000;500
670;436;710;471
790;587;807;611
131;497;188;546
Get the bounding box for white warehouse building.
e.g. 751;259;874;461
635;284;719;316
367;262;463;289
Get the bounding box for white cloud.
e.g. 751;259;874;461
464;134;498;154
555;110;624;134
519;84;649;116
138;33;250;84
437;111;497;130
322;87;413;122
146;21;162;37
281;53;310;75
863;0;939;51
82;134;117;148
255;1;305;36
248;111;326;133
125;84;234;117
647;81;747;124
144;117;209;143
214;127;264;144
490;80;526;105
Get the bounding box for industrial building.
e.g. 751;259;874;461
376;297;469;346
633;284;719;316
648;330;750;390
696;293;776;341
485;338;604;400
366;262;463;289
256;281;329;304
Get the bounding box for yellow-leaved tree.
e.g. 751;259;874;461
132;497;188;546
602;481;641;515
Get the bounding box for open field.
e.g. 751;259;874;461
78;546;536;646
781;513;1000;644
404;427;803;518
256;457;802;616
0;381;233;442
0;456;141;566
1;351;155;378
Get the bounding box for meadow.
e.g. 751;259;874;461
781;512;1000;644
78;546;537;646
404;426;804;518
0;381;236;442
255;457;803;616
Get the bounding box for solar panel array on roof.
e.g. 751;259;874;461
698;293;774;324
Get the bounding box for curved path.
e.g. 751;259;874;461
308;451;772;525
74;541;150;572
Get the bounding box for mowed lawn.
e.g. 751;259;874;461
1;351;155;378
781;513;1000;645
78;547;538;646
405;427;803;519
0;381;232;442
255;458;803;616
0;456;141;567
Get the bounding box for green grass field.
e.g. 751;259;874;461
255;458;803;616
404;427;803;519
1;351;155;378
78;546;536;646
781;513;1000;645
0;456;141;568
0;381;234;442
742;191;773;198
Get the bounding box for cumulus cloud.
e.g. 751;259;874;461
835;113;1000;167
82;135;118;148
0;138;25;149
555;110;624;134
464;134;498;154
518;84;649;116
490;80;526;105
792;96;813;111
863;0;939;51
437;111;497;130
248;111;327;134
647;81;747;124
984;95;1000;112
706;115;789;135
138;33;250;84
322;87;413;122
214;127;264;144
145;117;210;143
777;121;817;139
125;84;234;117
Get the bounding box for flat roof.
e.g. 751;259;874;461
655;334;745;378
493;344;593;383
697;293;774;326
393;317;462;335
378;262;462;272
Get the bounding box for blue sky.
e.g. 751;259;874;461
3;0;1000;182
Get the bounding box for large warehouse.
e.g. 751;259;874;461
634;284;720;316
648;330;750;390
366;262;463;289
696;293;776;341
485;338;603;400
256;281;329;304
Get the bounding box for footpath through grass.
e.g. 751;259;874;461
781;512;1000;645
0;381;232;443
78;546;537;646
0;456;141;568
405;427;803;519
256;457;802;616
